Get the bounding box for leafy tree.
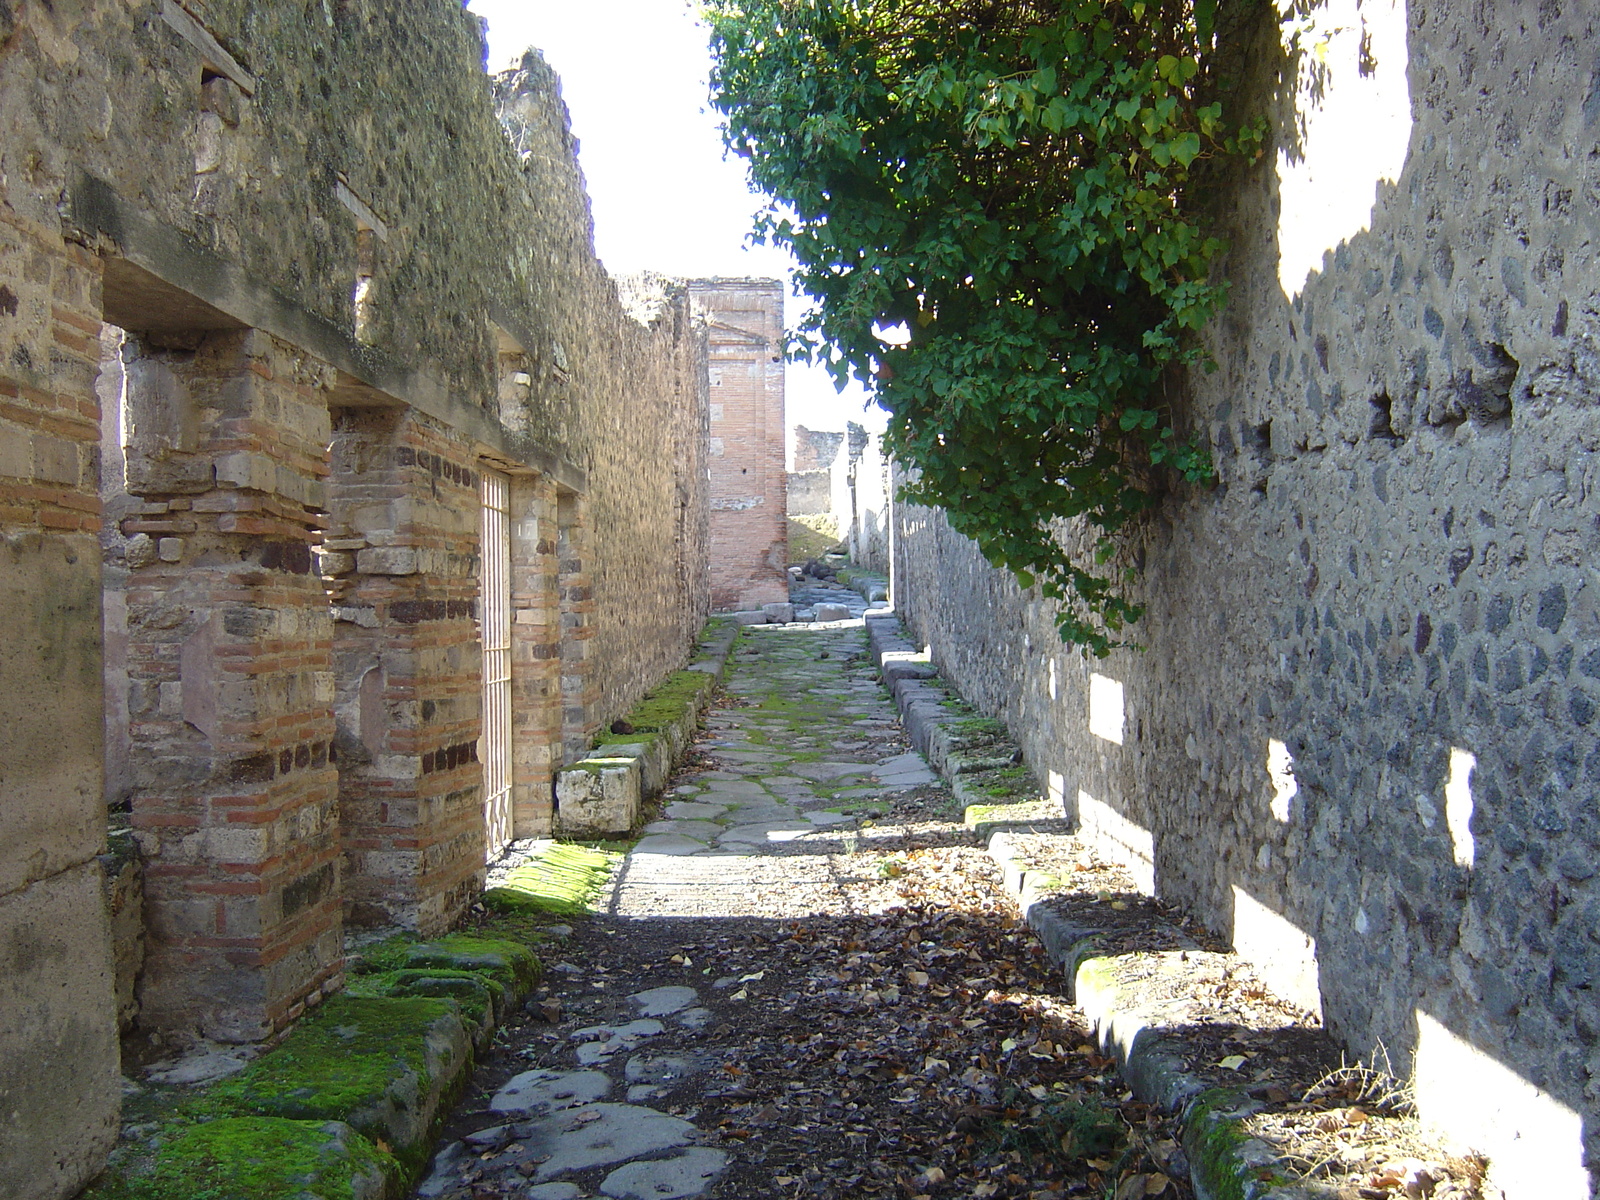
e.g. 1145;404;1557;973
707;0;1262;653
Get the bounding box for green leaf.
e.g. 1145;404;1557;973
706;0;1232;652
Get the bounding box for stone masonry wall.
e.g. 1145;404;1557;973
1;3;710;1192
691;279;788;611
894;3;1600;1195
325;407;486;935
0;208;120;1196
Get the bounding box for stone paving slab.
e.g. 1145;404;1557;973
642;819;723;841
787;761;876;780
631;834;710;856
490;1068;611;1116
663;801;729;820
716;820;815;845
628;986;697;1017
600;1149;728;1200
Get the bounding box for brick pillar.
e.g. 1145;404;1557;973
327;407;485;934
508;473;562;836
0;218;121;1195
120;328;341;1043
557;489;597;763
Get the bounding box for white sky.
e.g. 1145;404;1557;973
467;0;886;446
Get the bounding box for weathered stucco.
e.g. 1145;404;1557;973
895;3;1600;1194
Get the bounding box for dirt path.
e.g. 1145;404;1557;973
414;624;1189;1200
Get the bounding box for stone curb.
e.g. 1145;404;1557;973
87;937;548;1200
555;619;740;837
860;611;1321;1200
836;567;890;605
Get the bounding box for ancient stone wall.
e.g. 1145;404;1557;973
787;468;833;517
0;196;122;1197
894;3;1599;1194
793;424;845;472
0;4;710;1192
845;425;891;576
691;279;789;610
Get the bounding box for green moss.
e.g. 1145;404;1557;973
484;842;619;916
404;935;541;995
87;1117;399;1200
198;994;467;1173
614;670;713;734
347;932;421;976
594;729;661;748
1182;1088;1265;1200
385;969;502;1027
952;716;1007;738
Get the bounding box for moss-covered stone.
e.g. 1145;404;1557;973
483;842;620;917
199;994;470;1174
393;971;500;1033
609;670;714;734
404;934;541;996
594;728;662;748
347;933;421;976
1180;1087;1279;1200
86;1117;400;1200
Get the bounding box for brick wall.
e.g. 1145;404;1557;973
119;329;342;1040
690;280;789;611
325;408;487;935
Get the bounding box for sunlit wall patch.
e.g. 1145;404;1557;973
1444;746;1475;869
1267;737;1298;823
1088;673;1124;745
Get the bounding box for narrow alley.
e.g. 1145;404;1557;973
412;620;1189;1200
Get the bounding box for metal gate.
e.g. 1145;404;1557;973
479;469;512;859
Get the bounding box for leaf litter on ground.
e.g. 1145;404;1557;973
482;839;1195;1200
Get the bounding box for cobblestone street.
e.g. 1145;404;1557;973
414;622;1181;1200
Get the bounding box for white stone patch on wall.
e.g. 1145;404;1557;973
1414;1009;1589;1200
1078;789;1153;894
1047;770;1065;806
708;438;724;458
1276;0;1411;296
1231;885;1322;1019
1266;737;1298;823
1087;673;1124;745
1444;747;1476;870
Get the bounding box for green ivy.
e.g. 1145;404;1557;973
708;0;1263;653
